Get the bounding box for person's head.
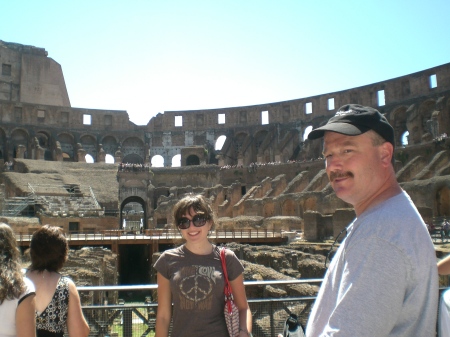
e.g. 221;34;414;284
29;225;68;272
0;223;25;303
0;223;21;263
308;104;397;214
308;104;395;152
173;194;215;242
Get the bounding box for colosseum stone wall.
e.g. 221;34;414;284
1;39;450;241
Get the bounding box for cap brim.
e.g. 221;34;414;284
308;123;371;140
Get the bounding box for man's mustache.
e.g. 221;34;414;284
329;171;354;182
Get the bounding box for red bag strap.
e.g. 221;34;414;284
220;248;232;296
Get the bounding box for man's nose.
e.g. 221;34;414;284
325;155;342;170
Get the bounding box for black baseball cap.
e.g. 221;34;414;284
307;104;395;147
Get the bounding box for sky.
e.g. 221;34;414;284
2;0;450;126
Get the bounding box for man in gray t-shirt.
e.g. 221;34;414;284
305;104;438;336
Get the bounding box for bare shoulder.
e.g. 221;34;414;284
65;277;80;294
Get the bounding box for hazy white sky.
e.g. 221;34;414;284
2;0;450;126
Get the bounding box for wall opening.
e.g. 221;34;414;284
218;113;225;124
83;114;92;125
105;154;115;164
172;154;181;167
69;222;79;233
401;131;409;146
430;74;437;89
85;154;94;163
61;111;69;123
261;110;269;125
328;98;335;110
2;63;12;76
104;115;112;126
175;116;183;127
305;102;312;115
151;155;164;167
377;90;385;106
215;135;226;150
303;126;313;141
186;155;200;166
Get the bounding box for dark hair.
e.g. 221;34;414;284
0;223;26;303
29;225;68;272
173;194;216;230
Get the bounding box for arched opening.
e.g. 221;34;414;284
122;137;145;161
151;155;164;167
105;154;115;164
121;200;146;231
401;131;409;146
303;126;313;141
80;135;97;160
186;155;200;166
122;153;143;164
85;154;94;163
282;199;297;216
58;133;75;161
11;129;29;159
215;135;227;150
101;135;119;157
119;197;148;295
172;154;181;167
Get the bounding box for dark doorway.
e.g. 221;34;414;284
186;155;200;166
69;222;79;233
119;244;151;302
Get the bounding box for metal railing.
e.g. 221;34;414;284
15;228;286;243
76;281;450;337
77;279;322;337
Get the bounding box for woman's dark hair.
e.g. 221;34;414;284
173;194;216;230
0;223;26;303
29;225;68;272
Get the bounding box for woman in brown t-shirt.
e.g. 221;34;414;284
154;194;252;337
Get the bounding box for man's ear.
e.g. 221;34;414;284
379;142;394;167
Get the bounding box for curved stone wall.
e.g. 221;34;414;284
1;40;449;168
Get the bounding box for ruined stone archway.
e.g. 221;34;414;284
281;199;297;216
11;128;29;159
34;131;52;160
120;196;147;231
389;106;407;147
57;132;75;161
101;135;119;157
263;200;275;217
80;134;97;160
122;137;145;163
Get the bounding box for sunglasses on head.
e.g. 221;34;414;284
177;214;208;229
